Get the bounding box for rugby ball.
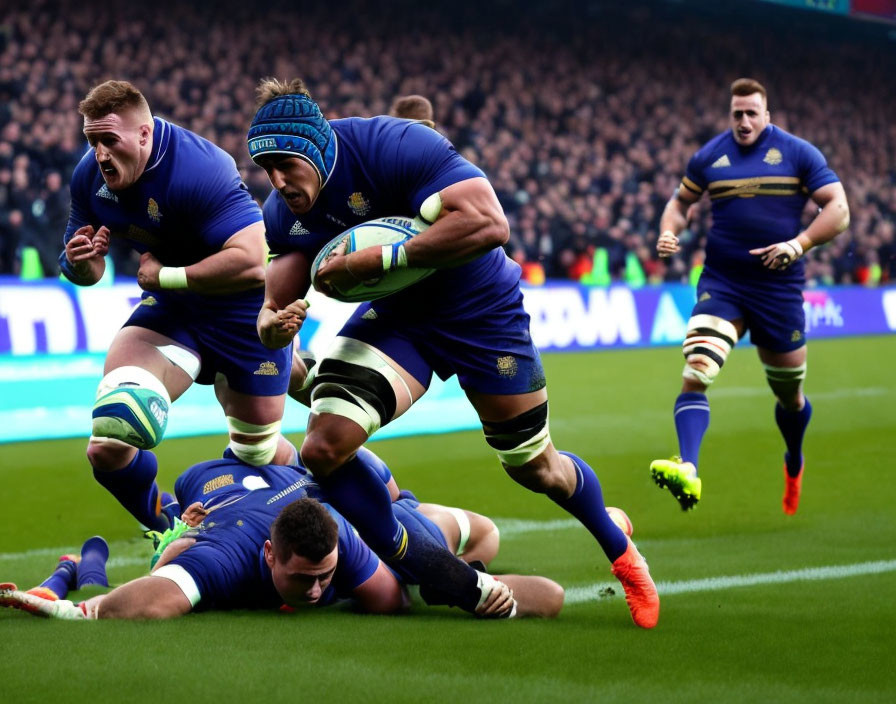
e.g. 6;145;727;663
310;216;435;302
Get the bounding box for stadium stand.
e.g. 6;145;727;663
1;0;893;284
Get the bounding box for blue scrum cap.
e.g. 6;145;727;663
246;93;337;186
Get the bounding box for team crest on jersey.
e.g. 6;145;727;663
289;221;310;236
139;296;159;307
496;355;518;378
347;192;371;216
763;148;783;166
253;361;280;376
791;330;803;343
147;198;162;223
96;184;119;202
711;155;731;168
361;308;378;320
203;474;235;494
699;292;712;302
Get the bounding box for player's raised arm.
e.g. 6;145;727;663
657;187;700;258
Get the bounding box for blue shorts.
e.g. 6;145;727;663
339;290;546;395
124;290;291;396
693;268;806;353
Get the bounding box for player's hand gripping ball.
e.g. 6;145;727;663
310;216;435;302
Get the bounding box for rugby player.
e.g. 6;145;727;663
0;451;567;620
248;78;658;628
389;94;436;128
58;80;295;532
650;78;849;513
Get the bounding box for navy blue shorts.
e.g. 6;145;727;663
125;290;291;396
693;268;806;353
339;291;547;395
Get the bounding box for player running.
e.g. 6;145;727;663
59;80;295;532
248;78;658;627
650;78;849;513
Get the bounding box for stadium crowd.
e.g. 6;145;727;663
1;0;894;285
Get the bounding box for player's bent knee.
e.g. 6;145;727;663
483;401;551;468
92;366;170;449
764;362;806;404
681;314;738;387
308;341;407;435
227;417;282;466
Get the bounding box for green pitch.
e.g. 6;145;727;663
1;336;895;702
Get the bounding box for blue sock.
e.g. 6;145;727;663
93;449;168;531
674;392;711;470
317;452;406;555
554;452;628;562
320;452;479;607
76;536;109;588
38;560;78;599
776;397;812;477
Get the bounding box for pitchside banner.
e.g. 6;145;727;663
0;277;894;443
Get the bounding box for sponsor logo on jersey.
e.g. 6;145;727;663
710;154;731;168
289;221;310;236
96;184;119;202
147;198;162;223
699;292;712;302
326;213;347;228
763;148;783;166
203;474;235;494
266;476;315;504
496;355;518;378
253;361;280;376
347;192;371;216
139;296;159;306
361;308;378;320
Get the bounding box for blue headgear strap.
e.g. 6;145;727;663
246;94;337;187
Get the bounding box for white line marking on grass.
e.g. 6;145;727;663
566;559;896;604
494;518;581;536
712;386;886;399
0;547;148;569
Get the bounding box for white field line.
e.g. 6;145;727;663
566;559;896;604
711;386;886;399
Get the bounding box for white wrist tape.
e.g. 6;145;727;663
158;267;189;290
785;239;804;258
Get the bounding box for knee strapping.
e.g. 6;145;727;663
764;362;807;398
92;366;170;449
309;337;408;435
682;314;738;386
483;401;551;467
227;417;281;466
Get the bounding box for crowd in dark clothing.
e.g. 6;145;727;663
1;0;894;285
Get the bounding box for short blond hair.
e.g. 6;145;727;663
730;77;768;106
79;80;151;120
255;78;312;108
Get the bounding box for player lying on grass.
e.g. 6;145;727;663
1;450;590;620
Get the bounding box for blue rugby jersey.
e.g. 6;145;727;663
262;116;521;315
681;125;839;284
168;458;379;611
60;117;264;315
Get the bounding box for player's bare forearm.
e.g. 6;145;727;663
798;182;850;252
170;224;268;294
657;191;694;257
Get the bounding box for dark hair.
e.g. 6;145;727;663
270;498;338;563
79;80;150;120
390;94;435;128
255;77;312;108
730;77;767;106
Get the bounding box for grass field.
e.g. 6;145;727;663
2;336;895;703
